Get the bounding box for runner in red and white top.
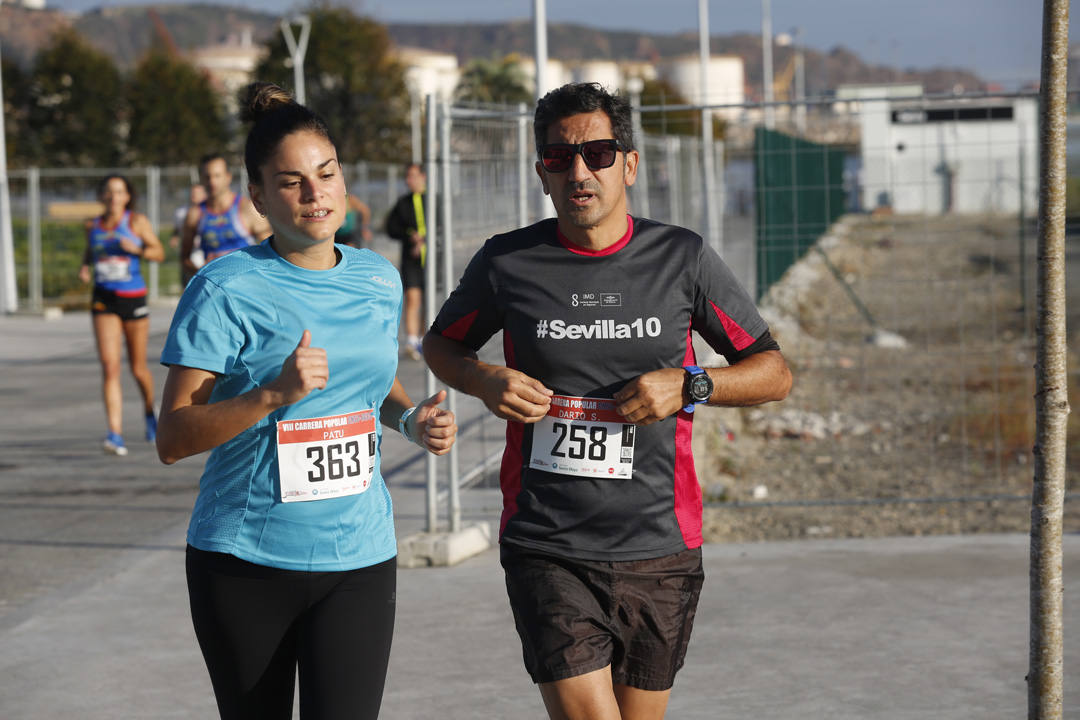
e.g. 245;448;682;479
424;82;791;719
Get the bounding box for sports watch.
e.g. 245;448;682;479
682;365;713;413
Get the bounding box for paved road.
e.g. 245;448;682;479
2;304;1079;719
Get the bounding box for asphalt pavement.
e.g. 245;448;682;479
1;302;1078;719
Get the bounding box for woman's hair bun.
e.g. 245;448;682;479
239;82;295;124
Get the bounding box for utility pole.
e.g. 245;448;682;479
699;0;720;256
533;0;548;100
761;0;775;129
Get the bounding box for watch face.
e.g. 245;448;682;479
689;373;712;402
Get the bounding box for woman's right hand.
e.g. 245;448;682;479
79;264;91;285
266;330;328;406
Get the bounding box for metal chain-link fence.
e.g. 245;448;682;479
8;89;1073;536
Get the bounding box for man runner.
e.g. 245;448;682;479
423;82;791;719
181;153;269;276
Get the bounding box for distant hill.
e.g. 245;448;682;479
386;22;987;96
0;3;985;95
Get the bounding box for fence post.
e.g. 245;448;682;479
0;40;16;314
666;136;682;226
440;98;461;533
385;164;398;212
146;166;160;301
518;102;529;228
715;139;725;258
1018;124;1029;335
629;87;650;218
27;167;41;311
1029;1;1069;718
357;161;369;214
423;93;439;534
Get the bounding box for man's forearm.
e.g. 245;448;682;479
422;332;485;396
707;350;792;407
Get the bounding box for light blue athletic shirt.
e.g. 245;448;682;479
161;240;402;571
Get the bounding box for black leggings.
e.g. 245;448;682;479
186;546;396;720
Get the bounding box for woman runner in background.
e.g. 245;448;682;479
156;82;457;720
79;174;165;456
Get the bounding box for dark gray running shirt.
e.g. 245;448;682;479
432;216;775;561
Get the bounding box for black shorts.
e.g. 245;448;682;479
400;253;425;289
501;543;705;691
91;287;148;321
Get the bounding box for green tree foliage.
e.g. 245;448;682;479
253;7;410;163
28;28;125;167
636;77;726;139
127;48;229;166
1;57;32;167
455;55;531;105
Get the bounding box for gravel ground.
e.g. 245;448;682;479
694;213;1080;542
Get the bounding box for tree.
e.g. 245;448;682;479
253;7;410;163
455;55;530;105
636;77;726;140
27;28;125;167
127;48;229;166
1;57;32;168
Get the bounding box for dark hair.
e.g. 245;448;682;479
239;82;337;184
198;152;227;171
405;162;424;175
97;174;136;211
533;82;635;154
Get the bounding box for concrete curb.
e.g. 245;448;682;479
397;522;492;568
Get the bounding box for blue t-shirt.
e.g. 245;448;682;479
161;240;402;571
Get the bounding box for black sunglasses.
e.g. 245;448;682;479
539;139;626;173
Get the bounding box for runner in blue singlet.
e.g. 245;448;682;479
78;174;165;456
180;153;270;276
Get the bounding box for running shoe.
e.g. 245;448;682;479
103;432;128;457
145;412;157;442
405;338;423;361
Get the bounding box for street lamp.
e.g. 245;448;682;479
280;15;311;105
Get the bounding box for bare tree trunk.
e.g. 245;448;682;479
1030;2;1070;718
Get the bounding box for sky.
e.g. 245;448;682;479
43;0;1061;88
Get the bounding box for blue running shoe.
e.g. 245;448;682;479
103;432;128;457
145;412;157;442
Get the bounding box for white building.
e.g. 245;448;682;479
570;60;622;92
188;29;265;112
398;46;460;101
516;56;572;97
852;84;1037;215
657;55;745;122
1;0;46;9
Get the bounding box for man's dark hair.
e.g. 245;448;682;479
198;152;227;171
533;82;635;154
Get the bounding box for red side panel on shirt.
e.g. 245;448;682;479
440;309;479;342
498;331;523;538
709;299;755;352
672;323;704;548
